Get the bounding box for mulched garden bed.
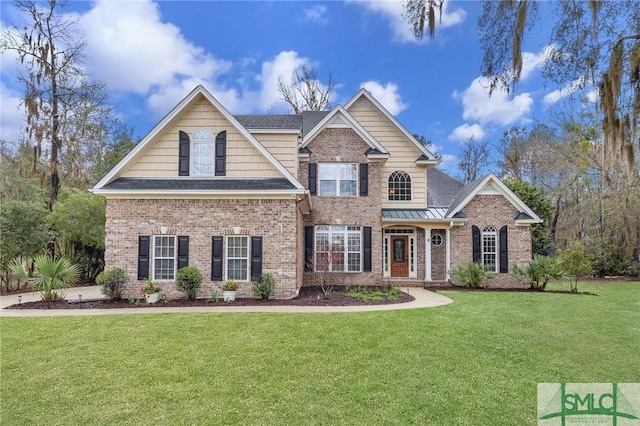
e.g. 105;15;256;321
5;286;415;310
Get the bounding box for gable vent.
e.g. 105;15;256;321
331;116;346;126
355;99;370;108
479;182;500;195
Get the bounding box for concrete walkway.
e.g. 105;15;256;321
0;286;452;317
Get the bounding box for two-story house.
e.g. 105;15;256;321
92;85;541;298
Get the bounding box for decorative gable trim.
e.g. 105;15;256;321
446;173;542;223
300;106;388;154
345;89;438;164
92;85;304;193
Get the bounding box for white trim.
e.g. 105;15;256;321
382;227;417;279
301;106;388;154
152;235;176;282
446;173;541;222
92;85;304;192
246;128;300;134
425;228;432;281
226;235;250;282
344;89;438;163
445;227;451;280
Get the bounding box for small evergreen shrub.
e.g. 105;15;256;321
252;272;276;300
558;242;593;292
96;267;129;300
511;255;566;290
449;262;494;288
175;266;203;299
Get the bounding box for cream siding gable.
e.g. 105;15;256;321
121;98;280;178
252;132;299;177
347;99;427;207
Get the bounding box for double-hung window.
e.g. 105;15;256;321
153;235;176;280
314;225;361;272
191;130;214;175
318;163;357;196
227;236;249;281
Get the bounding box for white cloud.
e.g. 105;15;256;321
360;81;407;115
78;0;230;95
520;45;553;81
0;81;24;142
347;0;465;43
448;123;486;142
257;51;308;111
304;5;328;24
438;154;458;173
453;77;533;126
543;76;594;105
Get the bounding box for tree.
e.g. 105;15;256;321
47;189;106;282
404;1;640;179
504;179;554;256
1;0;96;210
277;65;334;113
457;137;490;183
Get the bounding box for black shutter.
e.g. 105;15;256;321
177;236;189;270
137;236;150;280
215;131;226;176
472;225;481;263
179;131;190;176
363;226;372;272
359;163;368;196
499;226;509;273
304;226;314;271
308;163;317;195
211;236;223;281
251;236;263;281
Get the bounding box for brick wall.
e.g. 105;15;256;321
450;195;533;288
105;198;299;298
301;128;384;286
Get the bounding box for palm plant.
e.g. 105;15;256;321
9;255;80;301
511;255;567;291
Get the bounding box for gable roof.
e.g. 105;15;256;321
344;89;438;163
426;168;464;208
300;105;389;154
234;114;301;131
92;85;304;193
445;173;541;223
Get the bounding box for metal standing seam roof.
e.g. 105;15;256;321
382;208;449;221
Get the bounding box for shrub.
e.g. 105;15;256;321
175;266;203;299
252;272;275;300
511;255;567;291
558;242;593;293
449;262;495;288
96;267;129;300
9;255;80;301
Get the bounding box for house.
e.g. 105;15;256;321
92;85;541;298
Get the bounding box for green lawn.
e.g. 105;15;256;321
1;282;638;425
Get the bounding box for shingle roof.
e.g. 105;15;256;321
445;174;487;216
101;178;297;191
302;111;330;137
426;168;464;208
234;115;302;130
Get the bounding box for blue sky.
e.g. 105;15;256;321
1;0;578;175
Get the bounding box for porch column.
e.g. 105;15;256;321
425;228;432;281
445;227;451;280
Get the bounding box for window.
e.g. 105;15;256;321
318;163;357;196
431;233;443;247
191;130;214;175
153;235;176;280
315;225;361;272
482;226;497;272
388;171;412;201
227;236;249;281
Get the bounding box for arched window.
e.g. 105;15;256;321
191;130;214;175
388;171;412;201
482;226;497;272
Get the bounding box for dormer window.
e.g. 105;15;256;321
388;171;412;201
191;130;214;175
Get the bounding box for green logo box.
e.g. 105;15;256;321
538;383;640;425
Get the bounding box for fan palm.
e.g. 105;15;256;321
9;256;80;301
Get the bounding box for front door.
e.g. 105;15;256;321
390;236;409;277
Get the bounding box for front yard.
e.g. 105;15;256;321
1;282;638;425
